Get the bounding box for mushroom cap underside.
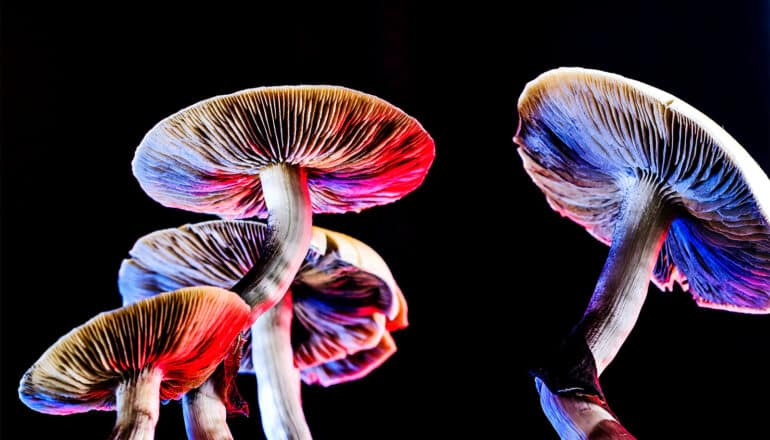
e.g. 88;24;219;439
118;220;406;382
515;67;770;312
19;287;250;414
133;85;435;218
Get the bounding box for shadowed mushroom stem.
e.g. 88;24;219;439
540;174;674;436
536;379;634;439
251;291;312;440
577;174;674;374
187;162;313;440
181;294;311;440
231;162;313;439
180;163;313;440
110;369;163;440
182;378;232;440
232;164;313;318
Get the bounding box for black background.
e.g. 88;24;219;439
2;1;769;438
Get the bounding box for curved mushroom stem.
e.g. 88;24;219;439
251;291;312;440
232;164;313;318
579;175;674;373
536;379;635;440
536;175;674;437
110;368;163;440
182;379;233;440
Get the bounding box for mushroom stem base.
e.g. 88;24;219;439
182;378;233;440
536;378;636;440
110;368;162;440
251;291;312;440
232;164;313;319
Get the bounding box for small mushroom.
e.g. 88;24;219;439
18;287;251;440
132;85;433;318
119;220;406;439
514;67;770;437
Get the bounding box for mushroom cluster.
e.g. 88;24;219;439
19;68;765;439
19;85;434;440
118;220;409;438
514;67;770;438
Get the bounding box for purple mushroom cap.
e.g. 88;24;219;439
515;67;770;312
118;220;405;386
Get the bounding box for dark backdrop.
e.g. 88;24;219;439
2;1;769;438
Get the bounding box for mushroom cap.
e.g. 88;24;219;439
301;333;397;387
132;85;435;219
319;228;408;331
118;220;405;383
515;67;770;312
19;287;251;415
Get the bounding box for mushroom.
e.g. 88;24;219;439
18;286;251;440
118;220;406;438
132;85;433;319
133;85;430;438
514;67;770;437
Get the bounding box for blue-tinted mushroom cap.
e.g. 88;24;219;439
515;67;770;312
118;220;405;385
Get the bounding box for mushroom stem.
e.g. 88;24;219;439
535;176;672;438
182;379;233;440
251;291;312;440
110;368;162;440
232;164;313;317
578;175;674;373
536;378;635;440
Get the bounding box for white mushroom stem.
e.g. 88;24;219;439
578;176;674;374
537;177;670;439
182;163;312;439
109;368;163;440
182;379;233;440
233;164;313;318
251;291;312;440
536;379;635;439
536;176;675;440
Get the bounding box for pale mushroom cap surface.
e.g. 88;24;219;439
515;67;770;312
118;220;404;385
19;287;250;415
132;85;435;219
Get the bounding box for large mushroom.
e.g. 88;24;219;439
132;85;429;438
132;85;433;317
19;286;251;440
118;220;407;438
514;67;770;437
